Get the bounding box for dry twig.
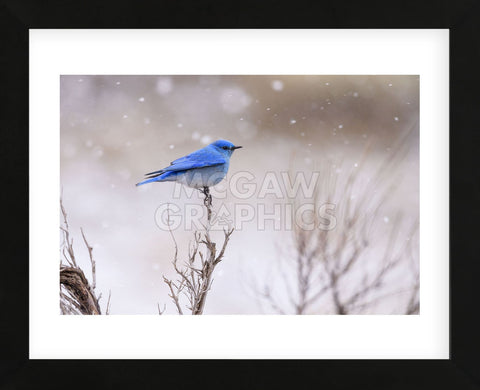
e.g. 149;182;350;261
162;186;234;315
253;131;420;315
60;198;107;315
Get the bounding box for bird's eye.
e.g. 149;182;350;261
222;146;228;150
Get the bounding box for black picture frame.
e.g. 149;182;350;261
1;0;478;388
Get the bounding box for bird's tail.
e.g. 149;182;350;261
136;170;177;186
136;176;161;186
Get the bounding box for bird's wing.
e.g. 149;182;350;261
144;147;226;177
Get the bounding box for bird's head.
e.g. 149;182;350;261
210;139;243;156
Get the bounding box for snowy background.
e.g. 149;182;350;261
60;75;419;314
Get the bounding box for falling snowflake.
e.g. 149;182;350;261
94;146;104;158
201;135;212;145
156;77;173;96
271;80;284;91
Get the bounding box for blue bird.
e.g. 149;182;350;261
136;139;242;189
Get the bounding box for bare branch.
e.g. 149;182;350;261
162;188;234;315
251;135;419;315
60;198;107;315
80;228;96;291
60;266;101;315
163;276;184;315
106;290;112;315
157;302;166;315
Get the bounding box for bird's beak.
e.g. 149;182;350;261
233;146;243;150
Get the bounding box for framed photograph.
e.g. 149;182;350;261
30;29;446;359
1;3;477;387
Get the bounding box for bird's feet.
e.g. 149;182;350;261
200;186;213;223
201;186;212;207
